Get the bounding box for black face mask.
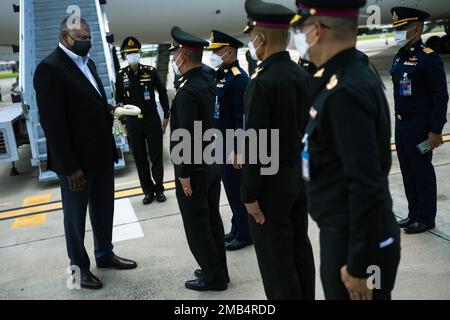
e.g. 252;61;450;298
66;33;92;57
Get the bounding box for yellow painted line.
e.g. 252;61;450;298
0;181;177;221
0;202;62;219
11;214;47;229
10;194;52;229
22;194;52;206
115;187;143;199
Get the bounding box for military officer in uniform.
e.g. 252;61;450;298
390;7;448;234
116;37;170;205
208;30;252;251
169;26;229;291
240;0;315;300
292;0;401;300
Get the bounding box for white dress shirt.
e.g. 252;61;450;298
58;43;101;95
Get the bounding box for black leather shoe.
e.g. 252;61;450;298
185;278;227;292
226;239;253;251
80;270;103;290
398;217;415;228
194;269;230;284
143;193;155;205
156;193;167;203
224;232;235;243
96;255;137;270
405;222;435;234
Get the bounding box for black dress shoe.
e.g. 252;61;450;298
398;217;415;228
96;255;137;270
80;270;103;290
185;278;227;292
226;239;253;251
143;193;155;205
156;193;167;203
405;222;435;234
224;232;235;243
194;269;230;284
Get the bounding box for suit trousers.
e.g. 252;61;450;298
59;163;115;271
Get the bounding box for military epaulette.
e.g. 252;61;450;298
231;67;241;76
423;47;434;54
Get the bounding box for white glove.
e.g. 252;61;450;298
114;104;142;117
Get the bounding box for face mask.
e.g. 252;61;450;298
248;34;262;61
209;53;224;69
293;26;316;60
127;53;141;65
172;54;183;76
67;33;91;56
394;30;410;47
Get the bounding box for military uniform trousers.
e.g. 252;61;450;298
59;163;115;271
126;116;164;196
395;113;437;225
249;164;316;300
319;228;401;300
175;165;229;284
220;164;251;242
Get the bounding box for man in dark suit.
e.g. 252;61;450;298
33;17;137;290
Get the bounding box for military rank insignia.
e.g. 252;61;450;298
314;68;325;78
326;75;338;90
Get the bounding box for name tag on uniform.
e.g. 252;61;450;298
403;61;417;66
400;73;412;96
214;97;220;119
144;87;150;101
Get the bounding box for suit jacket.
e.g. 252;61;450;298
33;47;118;176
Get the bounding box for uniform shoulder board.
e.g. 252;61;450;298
423;47;434;54
231;67;241;76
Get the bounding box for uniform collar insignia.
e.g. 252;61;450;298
180;79;188;89
251;66;264;79
178;76;184;82
313;68;325;78
326;74;338;91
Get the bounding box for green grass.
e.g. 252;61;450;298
0;72;19;80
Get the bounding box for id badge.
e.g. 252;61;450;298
301;136;311;181
302;149;310;182
400;73;412;96
144;87;151;101
214;97;220;119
